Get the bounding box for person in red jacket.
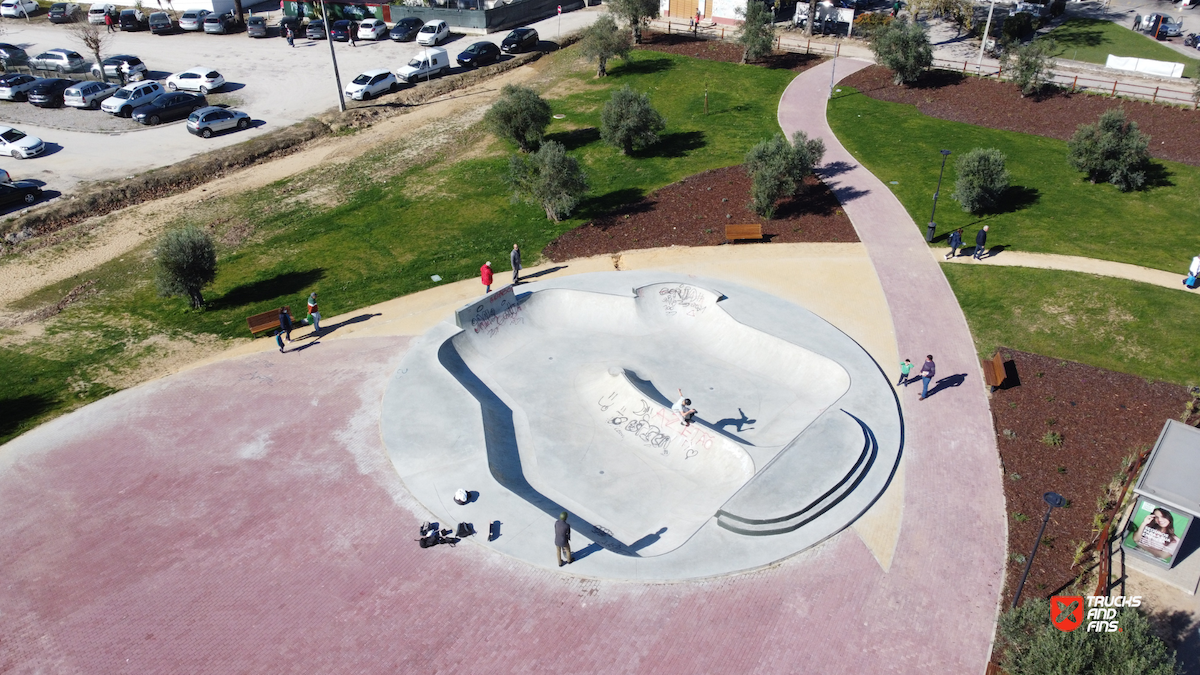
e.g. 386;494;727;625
480;261;493;293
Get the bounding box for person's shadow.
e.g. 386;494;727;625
714;408;756;433
925;373;967;398
571;527;668;561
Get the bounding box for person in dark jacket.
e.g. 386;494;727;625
279;306;293;342
918;354;936;401
945;228;963;260
555;512;573;567
510;244;521;284
973;225;989;260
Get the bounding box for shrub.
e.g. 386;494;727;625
1004;38;1056;98
997;598;1179;675
506;141;588;222
853;12;894;39
154;226;217;309
580;13;631;78
607;0;659;44
484;84;552;153
1002;11;1035;43
1067;109;1151;192
869;19;933;85
1048;0;1066;17
735;0;776;64
744;131;826;218
600;85;666;155
952;148;1010;213
1041;431;1063;446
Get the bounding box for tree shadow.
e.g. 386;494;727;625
763;51;822;71
544;126;600;151
577;187;647;219
210;268;325;310
633;130;705;159
911;69;968;90
1049;18;1107;49
988;185;1040;215
1143;162;1174;190
0;393;56;440
613;56;673;76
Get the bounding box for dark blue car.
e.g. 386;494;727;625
132;91;206;125
457;41;500;68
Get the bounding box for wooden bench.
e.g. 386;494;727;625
247;306;292;336
982;351;1006;392
725;223;763;242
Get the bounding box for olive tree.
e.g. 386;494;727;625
506;141;589;222
744;131;826;218
607;0;659;44
580;13;631;78
484;85;552;152
1003;38;1056;98
735;0;776;64
600;85;666;155
869;18;933;85
155;226;217;309
1067;108;1151;192
952;148;1010;213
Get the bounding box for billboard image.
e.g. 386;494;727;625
1123;497;1191;566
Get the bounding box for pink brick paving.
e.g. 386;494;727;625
0;63;1006;674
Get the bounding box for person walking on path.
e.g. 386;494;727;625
555;512;573;567
481;261;493;293
349;24;357;48
275;329;287;353
973;225;989;260
945;228;963;260
918;355;936;401
1185;255;1200;289
672;388;698;426
898;359;913;386
104;11;114;32
306;292;321;333
891;0;900;16
510;244;521;284
279;306;294;342
286;26;295;47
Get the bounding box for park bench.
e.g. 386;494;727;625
246;307;292;336
982;351;1007;392
725;223;763;242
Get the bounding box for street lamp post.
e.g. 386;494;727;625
1012;491;1067;608
926;149;951;243
320;0;346;113
977;0;997;72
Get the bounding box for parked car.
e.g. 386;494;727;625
149;11;177;33
27;78;74;107
416;20;449;46
204;11;240;34
396;47;449;82
64;80;119;109
119;8;148;30
0;126;45;159
306;19;326;40
178;8;209;30
457;41;500;68
0;180;41;207
0;74;39;101
501;27;538;53
0;43;29;69
344;68;397;100
358;18;387;40
389;16;423;41
278;15;303;38
101;80;163;116
330;19;353;41
132;91;206;125
0;0;38;18
165;67;225;94
187;105;251;137
0;168;11;182
246;15;268;37
87;2;116;24
1135;13;1183;38
91;55;147;81
48;3;83;23
28;49;87;74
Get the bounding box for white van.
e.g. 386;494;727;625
396;47;449;83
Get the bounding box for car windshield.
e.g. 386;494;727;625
352;74;371;85
182;10;197;17
467;44;481;53
248;16;263;24
420;25;435;33
111;89;130;99
407;57;425;67
65;87;81;95
1;129;26;142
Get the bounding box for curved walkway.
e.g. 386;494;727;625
939;248;1200;293
779;58;1008;672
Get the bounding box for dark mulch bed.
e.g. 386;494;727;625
635;30;825;72
841;65;1200;167
544;165;859;261
990;349;1192;608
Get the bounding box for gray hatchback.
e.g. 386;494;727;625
187;106;251;138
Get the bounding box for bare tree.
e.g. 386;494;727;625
69;21;110;74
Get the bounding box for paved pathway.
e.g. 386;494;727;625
939;247;1200;293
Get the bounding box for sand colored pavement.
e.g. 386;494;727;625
939;247;1200;293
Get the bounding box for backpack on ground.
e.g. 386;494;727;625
455;522;474;538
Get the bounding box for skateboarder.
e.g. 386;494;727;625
672;388;697;426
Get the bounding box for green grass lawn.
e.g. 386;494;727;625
1045;18;1200;80
0;49;798;444
827;86;1200;272
944;264;1200;385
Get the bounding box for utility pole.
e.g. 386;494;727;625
320;0;346;113
976;0;996;72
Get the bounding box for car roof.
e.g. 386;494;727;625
178;66;214;75
360;68;391;76
194;105;238;115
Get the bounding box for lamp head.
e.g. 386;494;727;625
940;149;952;157
1044;492;1066;508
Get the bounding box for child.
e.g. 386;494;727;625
275;329;286;353
898;359;913;386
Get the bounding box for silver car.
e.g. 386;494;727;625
187;106;251;138
28;49;87;74
178;8;209;30
0;74;40;101
64;80;119;109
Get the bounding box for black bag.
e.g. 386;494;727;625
455;522;474;538
419;535;438;548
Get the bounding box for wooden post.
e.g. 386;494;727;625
1111;80;1118;96
776;35;781;50
962;60;967;74
806;39;811;54
721;26;725;38
1152;86;1159;103
835;41;840;57
1070;75;1077;93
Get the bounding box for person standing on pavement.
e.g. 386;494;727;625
104;11;114;32
349;23;357;47
306;292;321;333
286;26;295;47
481;261;493;293
510;244;521;284
555;512;573;567
898;359;913;386
279;306;294;342
945;228;963;260
973;225;989;260
918;355;936;401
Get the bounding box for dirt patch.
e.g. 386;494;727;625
989;348;1191;608
841;65;1200;167
544;165;858;261
636;30;825;72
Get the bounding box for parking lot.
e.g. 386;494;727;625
0;6;600;198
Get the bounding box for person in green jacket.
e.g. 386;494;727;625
898;359;913;386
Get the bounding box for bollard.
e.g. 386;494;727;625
962;60;967;74
806;39;811;54
1152;86;1158;103
1111;80;1117;96
1070;75;1077;93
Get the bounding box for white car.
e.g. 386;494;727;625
178;8;209;31
344;68;397;101
101;80;162;116
0;126;46;160
87;2;115;24
165;68;225;95
64;80;119;109
416;20;449;46
0;0;38;18
357;18;387;40
0;74;40;101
